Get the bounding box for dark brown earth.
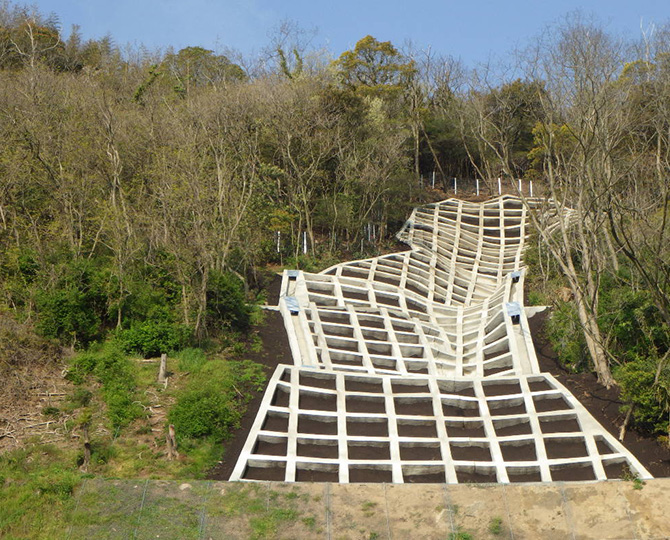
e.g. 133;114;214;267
208;275;291;481
529;310;670;478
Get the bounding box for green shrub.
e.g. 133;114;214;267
206;270;252;332
117;320;192;358
35;259;108;347
169;359;265;441
42;406;60;417
77;440;117;467
68;388;93;408
489;516;503;535
615;356;666;434
598;287;668;360
545;301;588;372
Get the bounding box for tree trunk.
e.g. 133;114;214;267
574;287;614;388
619;404;634;441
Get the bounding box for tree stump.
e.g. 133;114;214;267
80;423;91;473
166;424;179;460
158;353;168;387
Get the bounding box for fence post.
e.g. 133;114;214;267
303;231;307;255
432;170;435;189
158;353;168;386
498;177;502;195
476;178;480;196
454;177;457;195
530;180;534;197
518;178;522;193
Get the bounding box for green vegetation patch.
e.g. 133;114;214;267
67;342;142;430
169;358;265;441
117;320;193;358
0;445;83;539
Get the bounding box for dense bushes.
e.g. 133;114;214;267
169;359;265;441
19;253;256;352
542;275;670;436
35;259;108;347
117;320;193;358
206;271;252;332
615;357;666;434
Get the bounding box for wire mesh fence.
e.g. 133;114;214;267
63;477;670;539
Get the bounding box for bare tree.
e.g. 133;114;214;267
520;14;635;387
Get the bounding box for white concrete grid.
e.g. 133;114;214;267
230;195;652;484
230;366;650;483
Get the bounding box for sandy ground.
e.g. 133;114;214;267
67;477;670;539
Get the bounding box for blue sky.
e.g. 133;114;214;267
30;0;670;66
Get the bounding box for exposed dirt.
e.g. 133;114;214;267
207;274;292;481
529;310;670;477
0;316;77;453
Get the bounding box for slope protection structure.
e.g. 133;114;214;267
230;195;651;484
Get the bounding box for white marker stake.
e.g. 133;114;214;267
498;177;502;195
530;180;534;197
303;231;307;254
454;177;457;195
476;178;480;196
518;178;522;193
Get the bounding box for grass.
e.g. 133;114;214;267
176;347;208;372
205;483;315;539
302;516;316;528
0;444;83;539
68;479;145;538
632;477;646;490
361;500;378;517
8;479;324;539
489;515;504;535
59;340;264;481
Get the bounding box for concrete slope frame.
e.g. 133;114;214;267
230;195;651;484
